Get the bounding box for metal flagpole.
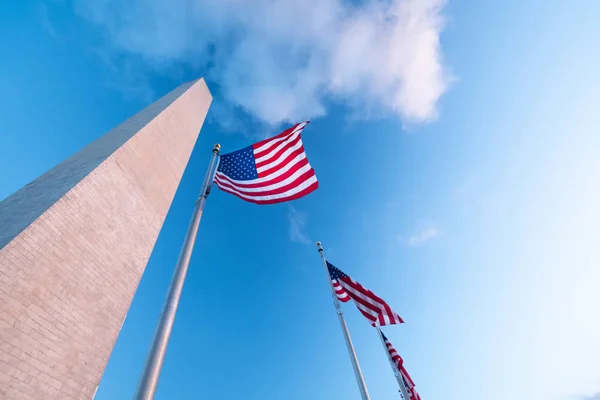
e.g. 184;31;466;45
376;327;412;400
316;241;371;400
133;143;221;400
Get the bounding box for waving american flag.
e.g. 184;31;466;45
327;261;403;326
214;122;318;204
381;331;422;400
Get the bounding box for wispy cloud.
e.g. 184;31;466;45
580;394;600;400
288;206;310;244
73;0;451;126
36;3;59;38
91;48;155;102
400;225;440;246
453;176;475;199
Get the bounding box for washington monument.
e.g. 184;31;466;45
0;79;212;399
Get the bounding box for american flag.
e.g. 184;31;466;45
381;331;422;400
214;122;318;204
327;261;403;326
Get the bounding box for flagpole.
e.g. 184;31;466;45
376;327;412;400
316;241;371;400
133;143;221;400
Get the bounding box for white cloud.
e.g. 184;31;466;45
73;0;451;126
581;394;600;400
401;225;439;246
288;206;310;244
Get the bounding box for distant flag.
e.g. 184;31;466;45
381;331;422;400
214;121;318;204
327;261;403;326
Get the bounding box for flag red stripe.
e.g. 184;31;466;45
339;277;387;315
343;277;387;308
359;310;378;322
215;169;316;198
383;302;397;324
254;133;302;169
215;158;309;189
384;336;420;399
400;366;416;388
343;277;379;300
252;122;301;155
343;287;384;316
214;153;307;187
333;281;351;302
257;145;307;178
345;292;381;316
340;275;404;325
357;308;380;323
216;180;318;205
385;339;404;368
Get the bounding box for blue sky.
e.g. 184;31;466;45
1;1;600;399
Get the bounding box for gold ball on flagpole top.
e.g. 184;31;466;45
213;143;221;153
316;241;323;253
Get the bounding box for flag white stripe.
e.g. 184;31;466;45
254;131;301;165
346;295;379;318
215;153;306;186
256;139;305;174
350;301;379;320
333;281;351;300
216;175;317;202
333;282;346;291
340;278;400;324
215;164;313;194
253;122;307;154
339;280;386;315
355;303;379;319
383;314;392;325
401;371;414;389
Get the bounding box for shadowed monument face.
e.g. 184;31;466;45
0;79;212;399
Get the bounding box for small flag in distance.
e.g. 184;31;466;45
381;331;421;400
